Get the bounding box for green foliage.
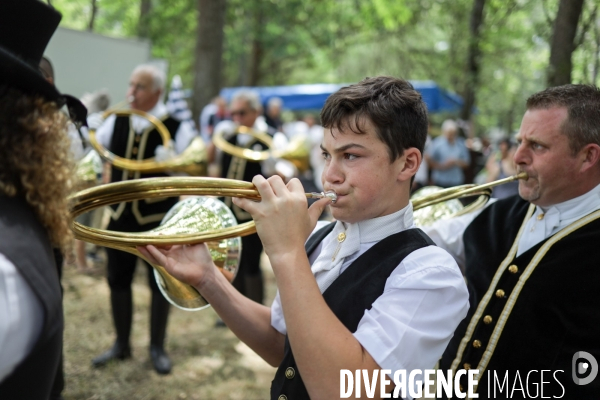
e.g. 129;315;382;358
52;0;599;136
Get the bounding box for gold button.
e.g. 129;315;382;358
483;315;493;324
459;384;464;392
495;289;505;298
473;340;482;348
132;147;138;155
278;395;288;400
537;213;545;220
285;367;295;379
508;265;519;274
464;363;471;370
135;135;141;143
338;232;346;242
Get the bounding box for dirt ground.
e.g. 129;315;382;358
61;250;277;400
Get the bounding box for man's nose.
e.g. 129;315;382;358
323;159;343;185
513;143;527;165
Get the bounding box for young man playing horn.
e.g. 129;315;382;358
140;76;469;399
423;84;600;398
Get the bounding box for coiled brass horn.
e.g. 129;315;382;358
69;177;335;310
411;172;528;226
88;108;208;176
69;173;526;309
213;125;311;172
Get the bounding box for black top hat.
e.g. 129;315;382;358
0;0;87;125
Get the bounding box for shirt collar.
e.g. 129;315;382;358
537;183;600;229
146;101;167;119
331;201;414;244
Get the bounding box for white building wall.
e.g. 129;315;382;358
45;27;165;107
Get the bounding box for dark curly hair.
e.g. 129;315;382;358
0;85;75;254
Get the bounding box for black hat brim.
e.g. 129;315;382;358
0;45;63;105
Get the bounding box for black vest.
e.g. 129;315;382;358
220;132;271;223
108;115;181;227
270;223;435;400
440;195;600;399
0;196;63;400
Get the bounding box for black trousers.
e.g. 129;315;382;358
106;212;162;293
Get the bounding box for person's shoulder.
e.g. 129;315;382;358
401;239;463;277
214;120;237;135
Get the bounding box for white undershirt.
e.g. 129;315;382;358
270;204;469;398
423;183;600;268
0;252;43;382
95;102;198;154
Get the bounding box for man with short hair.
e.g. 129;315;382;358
425;119;470;187
210;90;277;305
92;64;197;374
425;84;600;398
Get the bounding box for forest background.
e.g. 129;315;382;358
51;0;599;137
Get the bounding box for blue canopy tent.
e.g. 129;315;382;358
220;81;463;113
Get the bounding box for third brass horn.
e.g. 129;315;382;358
87;108;208;176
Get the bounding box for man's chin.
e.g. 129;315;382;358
518;188;539;203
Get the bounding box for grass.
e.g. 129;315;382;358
61;250;277;400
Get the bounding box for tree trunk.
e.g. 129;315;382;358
138;0;152;39
192;0;227;123
247;7;264;86
88;0;98;32
547;0;585;87
460;0;486;123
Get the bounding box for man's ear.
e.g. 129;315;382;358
398;148;421;181
580;143;600;173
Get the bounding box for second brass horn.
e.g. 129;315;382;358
88;108;208;176
212;125;311;172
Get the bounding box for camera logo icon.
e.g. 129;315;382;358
572;351;598;385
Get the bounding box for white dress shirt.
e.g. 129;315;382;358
270;204;469;397
95;102;197;154
423;183;600;268
0;252;43;382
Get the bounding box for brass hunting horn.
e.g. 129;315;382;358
69;173;526;310
411;172;528;226
88;108;208;176
69;177;335;311
212;125;311;172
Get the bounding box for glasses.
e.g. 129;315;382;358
231;109;251;117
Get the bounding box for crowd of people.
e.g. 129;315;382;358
2;1;600;399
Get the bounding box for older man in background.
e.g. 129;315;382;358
92;64;197;374
425;119;471;187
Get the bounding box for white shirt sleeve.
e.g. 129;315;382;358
353;246;468;373
94;114;117;150
0;252;44;382
173;119;199;154
419;198;497;270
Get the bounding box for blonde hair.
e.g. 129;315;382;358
0;86;75;254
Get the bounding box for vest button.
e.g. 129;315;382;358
483;315;493;324
285;367;295;379
508;265;519;274
278;395;288;400
132;147;138;155
495;289;505;298
135;135;141;143
473;340;482;349
464;363;471;370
